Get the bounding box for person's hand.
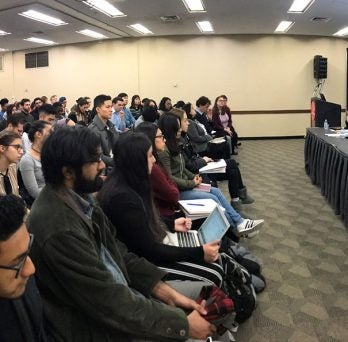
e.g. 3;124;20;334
193;175;202;186
224;127;232;135
187;309;216;339
120;110;125;119
202;240;220;263
123;127;130;132
203;156;213;163
206;108;213;120
174;217;192;232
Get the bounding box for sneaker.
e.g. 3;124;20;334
237;219;264;235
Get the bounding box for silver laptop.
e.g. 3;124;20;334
164;205;230;247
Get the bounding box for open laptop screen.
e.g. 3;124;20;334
200;206;230;244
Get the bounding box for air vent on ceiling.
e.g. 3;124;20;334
160;15;181;23
311;17;330;23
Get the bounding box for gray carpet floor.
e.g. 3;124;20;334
218;138;348;342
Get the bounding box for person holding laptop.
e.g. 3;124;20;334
97;132;226;287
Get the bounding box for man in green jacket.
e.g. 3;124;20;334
27;126;215;341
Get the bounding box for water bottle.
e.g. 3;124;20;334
323;119;329;130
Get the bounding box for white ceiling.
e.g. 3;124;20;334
0;0;347;51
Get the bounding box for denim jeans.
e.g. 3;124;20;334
180;187;243;226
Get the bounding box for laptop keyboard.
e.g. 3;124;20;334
177;232;199;247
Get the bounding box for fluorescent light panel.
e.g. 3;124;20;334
76;29;107;39
275;21;294;33
24;37;56;45
0;30;10;36
0;48;8;51
19;10;67;26
128;24;153;35
288;0;315;13
182;0;206;12
83;0;125;17
333;27;348;36
196;21;214;33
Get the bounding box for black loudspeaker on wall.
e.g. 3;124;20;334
314;55;327;79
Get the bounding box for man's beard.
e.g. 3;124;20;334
74;170;104;194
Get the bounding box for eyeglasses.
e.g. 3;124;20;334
0;234;34;278
155;134;165;140
6;144;23;151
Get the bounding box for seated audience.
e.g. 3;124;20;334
183;102;213;155
134;105;159;128
158;113;263;236
0;98;9;120
59;96;69;116
111;96;128;132
97;132;224;286
136;122;180;219
0;131;23;196
19;98;34;123
117;92;136;128
159;97;173;116
212;95;238;155
172;108;254;211
68;97;89;125
130;94;142;119
22;105;56;153
195;96;214;135
4;113;26;137
19;120;52;199
89;95;119;167
27;126;216;341
0;194;46;342
30;98;43;121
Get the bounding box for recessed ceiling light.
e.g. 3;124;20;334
83;0;126;17
128;24;153;35
196;21;214;33
274;21;294;33
24;37;56;45
182;0;206;12
0;30;11;36
19;10;67;26
333;27;348;37
0;48;8;51
76;29;107;39
288;0;315;13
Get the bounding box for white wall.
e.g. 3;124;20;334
0;34;347;137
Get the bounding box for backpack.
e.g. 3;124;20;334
220;253;257;324
221;237;266;294
195;285;235;336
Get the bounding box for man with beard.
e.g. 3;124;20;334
27;127;216;341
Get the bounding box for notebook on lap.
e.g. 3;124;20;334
163;205;230;247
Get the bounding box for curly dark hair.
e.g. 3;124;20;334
0;195;27;241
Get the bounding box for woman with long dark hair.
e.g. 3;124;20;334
97;132;226;286
158;97;172;116
0;131;23;195
157;113;263;236
135;122;180;220
19;120;52;199
68;97;89;125
212;95;239;155
130;94;142;119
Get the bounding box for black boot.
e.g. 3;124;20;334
238;187;254;204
